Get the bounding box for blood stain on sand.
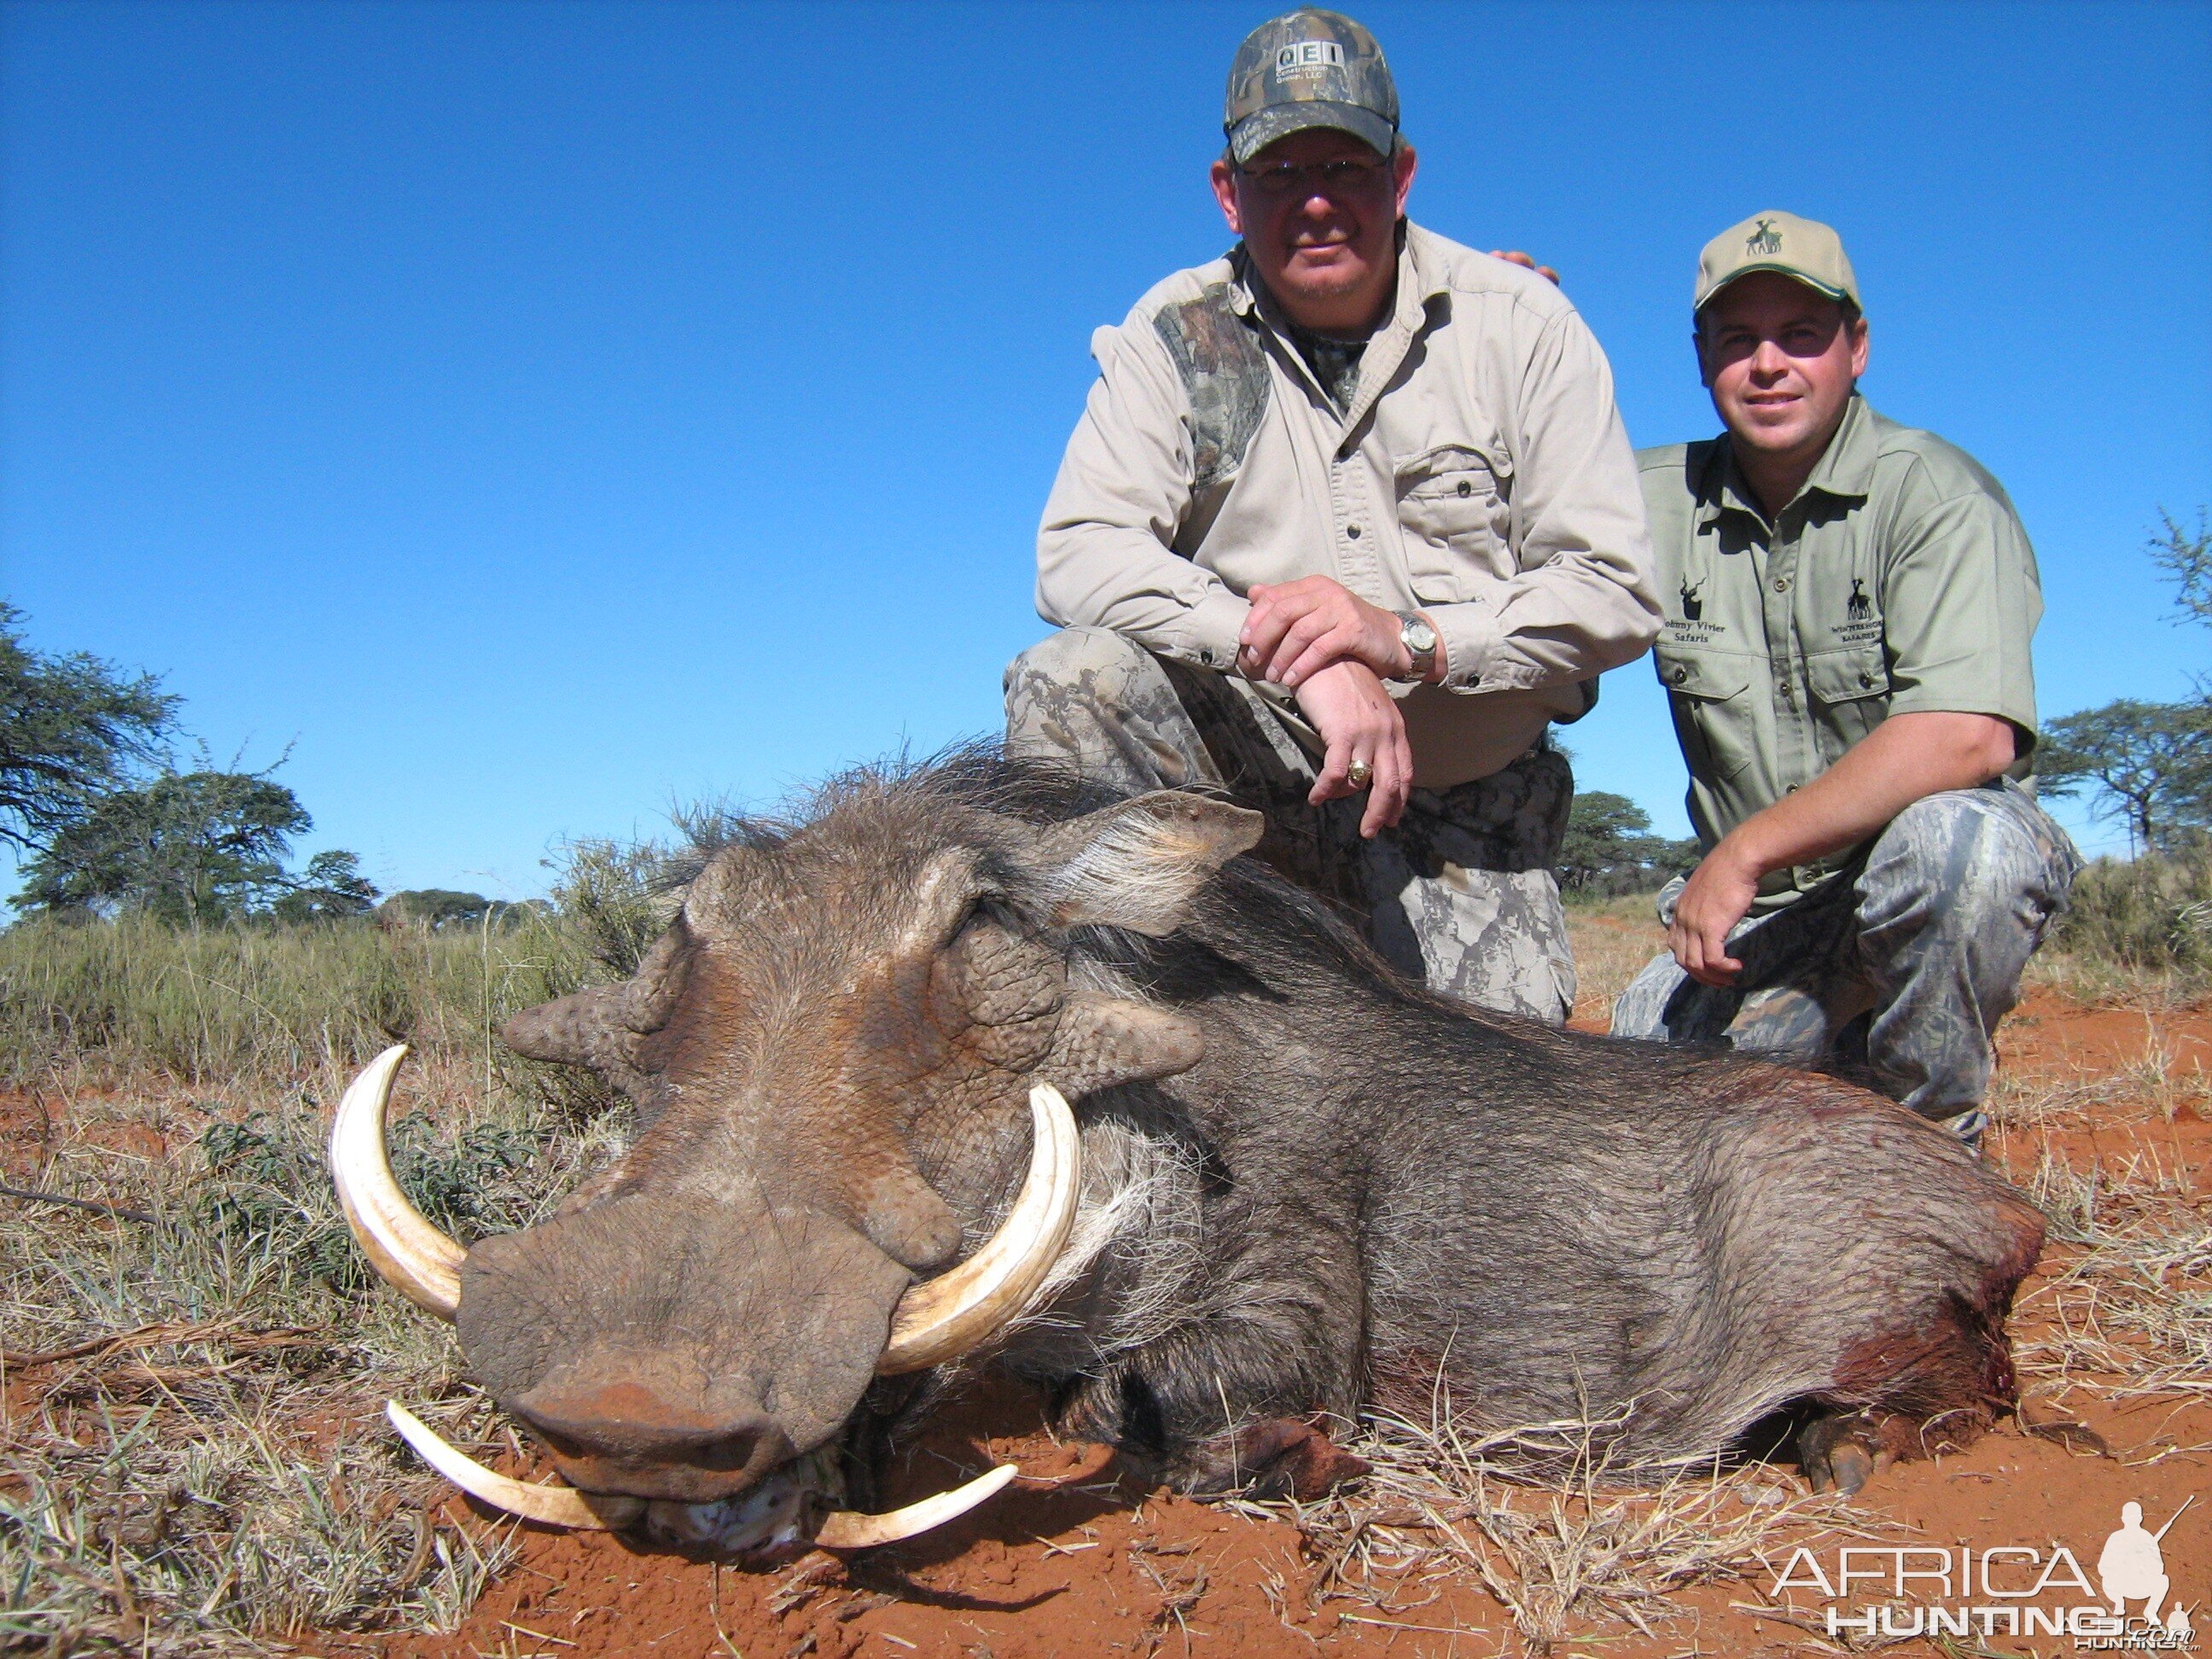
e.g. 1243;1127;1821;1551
389;992;2212;1658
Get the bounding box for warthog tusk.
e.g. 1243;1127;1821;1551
876;1083;1082;1375
813;1463;1020;1550
330;1045;465;1318
386;1400;1018;1549
386;1401;645;1529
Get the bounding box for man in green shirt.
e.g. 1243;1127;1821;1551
1611;211;2080;1147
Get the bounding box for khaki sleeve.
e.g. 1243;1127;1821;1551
1423;306;1662;695
1034;319;1251;670
1877;474;2042;742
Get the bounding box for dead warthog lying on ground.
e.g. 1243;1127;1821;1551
334;753;2044;1552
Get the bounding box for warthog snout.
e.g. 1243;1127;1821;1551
509;1372;793;1504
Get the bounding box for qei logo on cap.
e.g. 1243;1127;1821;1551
1274;39;1345;80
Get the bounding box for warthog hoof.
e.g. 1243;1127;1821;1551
1799;1412;1880;1497
1186;1418;1371;1502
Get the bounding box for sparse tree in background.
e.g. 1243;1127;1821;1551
18;768;314;923
0;602;178;853
376;888;497;929
1557;790;1703;896
2150;508;2212;633
2038;509;2212;853
2038;700;2212;854
271;849;381;923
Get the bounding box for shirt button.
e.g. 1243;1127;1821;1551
1457;480;1472;497
1669;665;1689;684
1773;578;1790;592
1199;648;1215;667
1859;669;1877;687
1462;673;1480;688
1347;524;1362;539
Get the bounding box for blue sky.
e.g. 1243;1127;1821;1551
3;0;2207;900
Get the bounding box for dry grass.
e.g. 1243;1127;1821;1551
0;917;639;1653
1562;892;1666;1027
1230;1406;1883;1655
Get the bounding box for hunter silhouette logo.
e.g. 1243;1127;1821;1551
2100;1498;2194;1633
1680;577;1704;621
1746;218;1783;255
1846;578;1871;620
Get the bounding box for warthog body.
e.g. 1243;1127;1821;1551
480;753;2042;1507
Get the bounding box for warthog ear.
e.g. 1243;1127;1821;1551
1049;991;1206;1092
502;984;631;1071
1032;793;1262;938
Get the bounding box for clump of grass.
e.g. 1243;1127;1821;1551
2014;1142;2212;1406
0;1044;617;1651
1232;1404;1878;1655
2032;849;2212;1003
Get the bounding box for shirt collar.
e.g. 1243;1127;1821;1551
1695;391;1878;527
1227;218;1441;335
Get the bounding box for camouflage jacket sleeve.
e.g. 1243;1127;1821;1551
1034;314;1253;671
1418;303;1662;696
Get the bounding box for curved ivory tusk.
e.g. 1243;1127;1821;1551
813;1463;1020;1550
386;1400;1016;1549
330;1045;466;1318
386;1401;646;1529
876;1083;1082;1375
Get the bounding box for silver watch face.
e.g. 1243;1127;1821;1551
1400;613;1438;658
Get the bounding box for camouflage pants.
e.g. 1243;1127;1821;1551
1609;780;2081;1122
1004;626;1576;1023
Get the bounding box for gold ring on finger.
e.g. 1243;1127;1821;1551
1346;760;1374;790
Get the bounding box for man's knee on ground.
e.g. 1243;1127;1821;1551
1004;626;1153;696
1862;789;2049;929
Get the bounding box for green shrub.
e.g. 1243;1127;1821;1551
2052;847;2212;975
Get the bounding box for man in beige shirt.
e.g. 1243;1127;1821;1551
1611;212;2080;1145
1004;8;1657;1022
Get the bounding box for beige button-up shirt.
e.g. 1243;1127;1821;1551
1638;394;2044;911
1036;223;1659;787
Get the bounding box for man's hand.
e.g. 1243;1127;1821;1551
1241;576;1424;688
1293;658;1412;837
1488;249;1562;285
1665;710;2019;987
1668;841;1761;987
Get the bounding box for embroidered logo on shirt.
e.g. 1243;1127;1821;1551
1846;578;1871;620
1679;577;1705;621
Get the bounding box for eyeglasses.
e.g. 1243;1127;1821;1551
1234;156;1392;198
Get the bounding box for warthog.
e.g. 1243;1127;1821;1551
335;754;2043;1551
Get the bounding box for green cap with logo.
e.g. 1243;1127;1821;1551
1223;9;1399;165
1694;211;1862;312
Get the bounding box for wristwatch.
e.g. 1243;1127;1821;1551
1393;611;1439;683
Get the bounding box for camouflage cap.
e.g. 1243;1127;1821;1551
1695;211;1862;312
1223;9;1398;165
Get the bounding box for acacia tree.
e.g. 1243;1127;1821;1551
0;603;178;853
18;769;313;923
2038;700;2212;853
2038;510;2212;853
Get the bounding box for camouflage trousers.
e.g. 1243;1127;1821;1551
1004;626;1576;1023
1609;779;2081;1124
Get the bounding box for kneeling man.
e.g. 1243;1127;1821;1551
1611;212;2080;1143
1007;9;1658;1023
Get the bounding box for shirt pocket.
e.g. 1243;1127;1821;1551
1394;439;1514;599
1656;643;1757;782
1805;644;1892;756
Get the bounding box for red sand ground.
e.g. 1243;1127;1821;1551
374;992;2212;1659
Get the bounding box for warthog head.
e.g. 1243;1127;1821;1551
330;765;1260;1546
